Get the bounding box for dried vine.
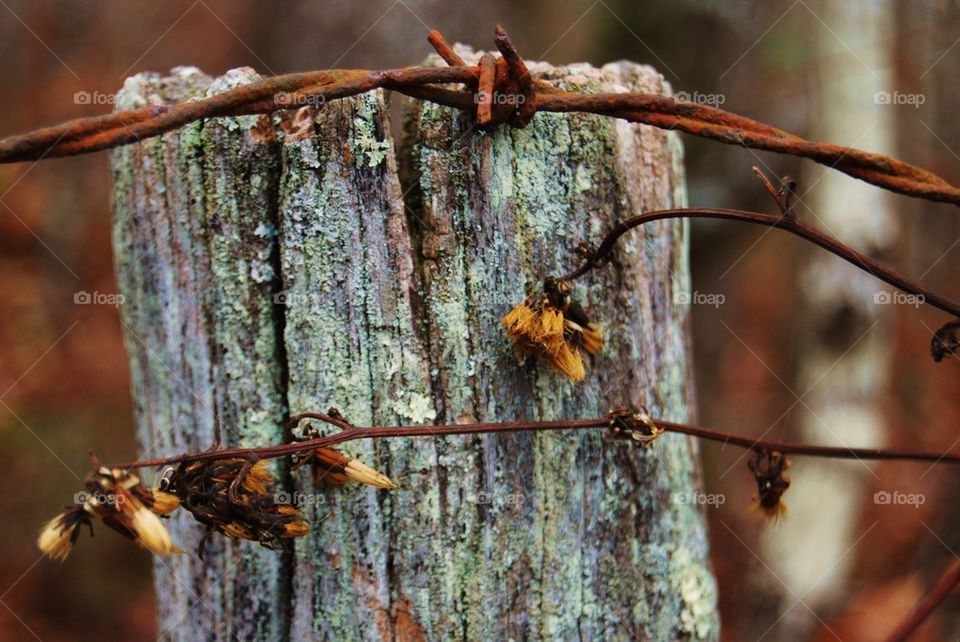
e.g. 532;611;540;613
37;404;960;565
886;557;960;642
500;167;960;382
564;168;960;320
104;408;960;473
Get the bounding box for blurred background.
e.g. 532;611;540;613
1;1;959;639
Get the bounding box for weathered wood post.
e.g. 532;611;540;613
111;49;719;641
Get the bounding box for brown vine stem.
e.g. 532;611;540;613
1;26;959;208
886;557;960;642
105;410;960;472
560;205;960;320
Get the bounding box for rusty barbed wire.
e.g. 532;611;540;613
1;26;959;208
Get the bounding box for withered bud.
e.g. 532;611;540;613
149;465;181;516
748;449;791;521
292;423;399;489
149;490;181;516
302;446;399;489
123;491;179;555
502;277;602;382
166;458;309;551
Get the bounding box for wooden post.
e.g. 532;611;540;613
111;50;719;641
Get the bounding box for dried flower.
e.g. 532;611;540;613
502;277;603;382
166;458;309;551
84;466;181;555
38;466;181;561
37;505;91;562
292;423;399;489
748;449;791;521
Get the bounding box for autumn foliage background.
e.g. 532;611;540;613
1;1;959;640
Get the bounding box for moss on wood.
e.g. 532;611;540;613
111;52;718;641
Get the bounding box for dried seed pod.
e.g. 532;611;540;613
165;458;309;551
607;405;664;448
292;423;399;489
748;449;791;521
932;319;960;362
502;277;602;382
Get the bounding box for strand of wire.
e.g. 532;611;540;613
0;27;958;208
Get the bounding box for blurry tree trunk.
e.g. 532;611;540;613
758;2;896;638
110;51;719;641
891;4;960;639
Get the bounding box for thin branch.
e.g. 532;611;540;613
105;411;960;471
560;206;960;320
0;26;958;209
886;557;960;642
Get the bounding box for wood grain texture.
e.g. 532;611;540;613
110;51;719;641
112;66;289;642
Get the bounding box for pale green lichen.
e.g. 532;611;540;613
575;163;594;193
398;49;718;639
391;392;437;423
352;96;391;168
674;547;720;640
